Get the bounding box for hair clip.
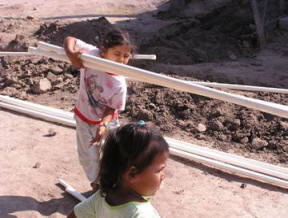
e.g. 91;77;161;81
138;120;145;126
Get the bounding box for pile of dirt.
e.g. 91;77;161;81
34;17;116;47
124;80;288;162
0;56;78;99
140;0;285;64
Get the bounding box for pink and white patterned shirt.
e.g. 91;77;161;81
73;39;127;125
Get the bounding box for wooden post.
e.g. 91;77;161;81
251;0;266;48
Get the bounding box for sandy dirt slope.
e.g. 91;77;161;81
0;109;288;218
0;0;167;18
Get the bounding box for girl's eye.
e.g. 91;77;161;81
155;166;165;173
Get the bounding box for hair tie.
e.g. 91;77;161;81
138;120;145;126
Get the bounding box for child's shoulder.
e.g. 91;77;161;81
124;201;161;218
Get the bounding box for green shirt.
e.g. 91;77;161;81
74;191;161;218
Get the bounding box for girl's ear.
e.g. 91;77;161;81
127;166;139;180
99;48;107;58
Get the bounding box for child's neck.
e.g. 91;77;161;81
105;186;146;206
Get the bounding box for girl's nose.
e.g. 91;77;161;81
160;172;165;181
118;56;125;64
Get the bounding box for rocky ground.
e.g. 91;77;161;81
1;12;288;165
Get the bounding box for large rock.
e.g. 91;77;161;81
280;121;288;131
252;138;268;150
137;108;154;121
31;78;51;94
196;123;207;132
50;65;63;75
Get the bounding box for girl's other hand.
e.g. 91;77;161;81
91;126;106;146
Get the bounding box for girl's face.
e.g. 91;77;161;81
128;151;169;197
101;44;132;64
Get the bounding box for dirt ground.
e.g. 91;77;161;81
1;0;288;217
1;110;288;218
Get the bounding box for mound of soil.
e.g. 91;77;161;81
125;80;288;162
141;0;285;65
35;17;116;47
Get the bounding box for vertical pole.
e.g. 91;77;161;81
251;0;266;48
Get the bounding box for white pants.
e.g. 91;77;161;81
75;115;100;182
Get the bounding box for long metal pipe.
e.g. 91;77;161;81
170;148;288;189
1;97;288;188
0;101;75;127
59;179;86;201
191;81;288;94
0;95;73;120
28;46;288;119
167;138;288;179
38;41;157;60
2;95;287;175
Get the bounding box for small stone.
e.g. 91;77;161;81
174;189;184;195
33;162;41;169
56;77;63;83
177;120;186;126
19;92;28;100
50;66;63;75
45;128;57;137
2;87;18;96
252;138;268;150
195;134;206;140
137;108;154;121
46;72;58;85
148;103;157;110
64;73;74;79
178;109;190;120
31;78;51;94
228;53;237;60
233;119;241;126
283;144;288;152
209;120;224;131
27;16;34;20
280;121;288;130
240;137;249;144
39;78;52;93
196;123;206;132
218;134;228;141
240;183;247;189
279;153;288;163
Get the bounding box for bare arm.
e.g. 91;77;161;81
64;36;84;69
91;106;116;146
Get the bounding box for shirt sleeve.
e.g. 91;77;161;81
131;209;161;218
130;203;162;218
74;193;97;218
75;39;99;55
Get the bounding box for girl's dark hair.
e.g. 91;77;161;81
99;122;169;194
100;28;135;53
